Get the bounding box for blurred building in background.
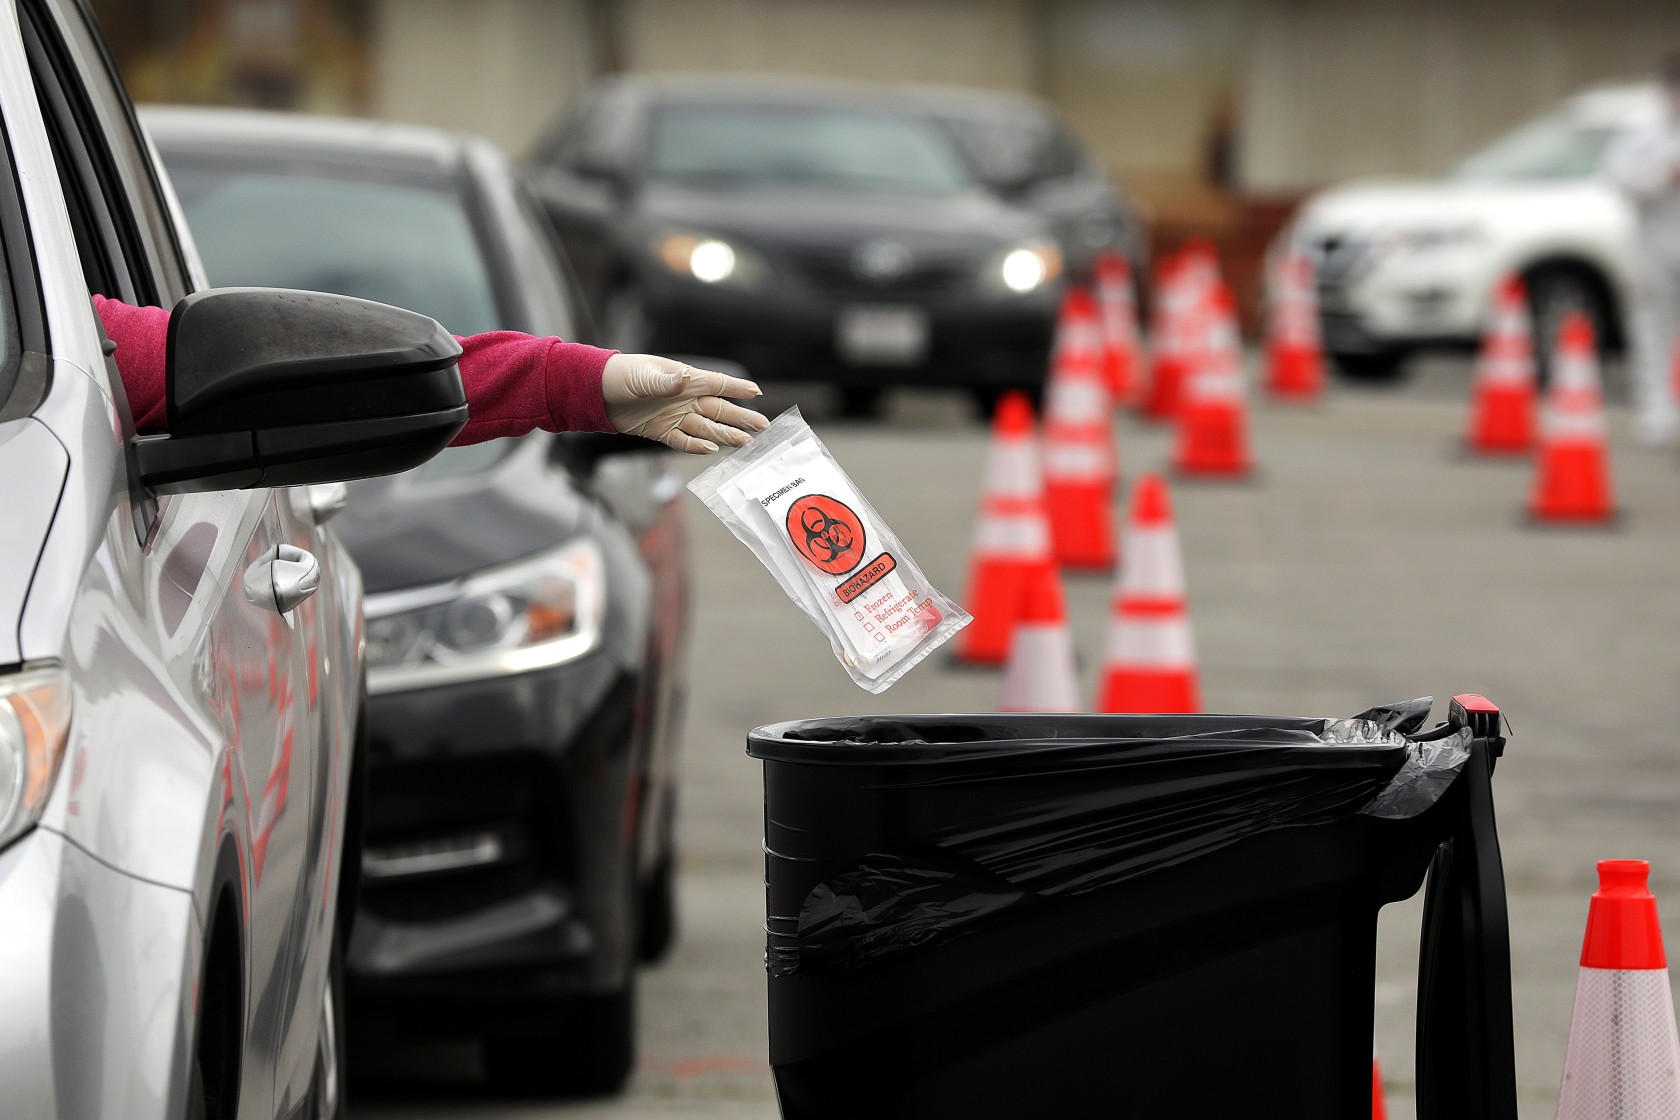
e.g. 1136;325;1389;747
91;0;1678;291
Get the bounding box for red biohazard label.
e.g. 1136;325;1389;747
835;552;896;603
786;494;867;575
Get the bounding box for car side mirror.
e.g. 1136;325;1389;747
135;287;468;494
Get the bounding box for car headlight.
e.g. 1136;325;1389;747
0;665;72;852
650;230;769;288
363;539;605;695
991;240;1063;294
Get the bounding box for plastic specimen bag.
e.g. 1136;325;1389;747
689;407;970;693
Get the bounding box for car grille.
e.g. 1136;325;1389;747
787;248;976;299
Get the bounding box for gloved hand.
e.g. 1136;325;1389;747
603;353;770;454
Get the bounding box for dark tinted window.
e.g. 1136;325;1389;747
162;157;501;335
647;102;972;193
29;0;189;304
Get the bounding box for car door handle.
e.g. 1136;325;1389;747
246;544;321;615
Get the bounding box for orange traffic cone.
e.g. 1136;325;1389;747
1263;247;1326;401
957;392;1054;664
1141;252;1189;422
1173;283;1253;479
1529;311;1615;524
1371;1048;1388;1120
1465;275;1538;455
1000;562;1080;712
1093;249;1143;405
1044;287;1119;571
1097;473;1199;713
1554;859;1680;1118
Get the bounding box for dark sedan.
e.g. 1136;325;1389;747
526;75;1065;416
910;85;1149;283
144;107;690;1096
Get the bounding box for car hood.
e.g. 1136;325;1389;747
636;182;1047;250
332;435;593;594
1297;176;1616;235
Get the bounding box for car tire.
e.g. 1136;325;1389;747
837;387;882;419
1331;348;1408;381
603;286;652;353
638;844;678;964
307;938;348;1120
1526;266;1606;385
484;982;638;1098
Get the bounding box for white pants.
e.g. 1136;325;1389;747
1629;243;1680;437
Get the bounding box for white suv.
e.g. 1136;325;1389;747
1287;82;1661;378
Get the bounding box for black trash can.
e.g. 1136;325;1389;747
746;696;1515;1120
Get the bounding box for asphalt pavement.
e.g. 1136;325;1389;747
355;356;1680;1120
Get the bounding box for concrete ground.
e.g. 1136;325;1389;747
354;356;1680;1119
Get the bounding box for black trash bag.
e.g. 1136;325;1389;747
752;702;1468;979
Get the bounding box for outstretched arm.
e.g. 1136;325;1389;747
93;295;766;452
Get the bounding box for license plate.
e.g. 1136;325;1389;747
835;305;929;367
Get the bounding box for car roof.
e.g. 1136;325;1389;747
601;72;1046;118
139;105;477;178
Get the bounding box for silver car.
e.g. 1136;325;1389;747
1;0;466;1116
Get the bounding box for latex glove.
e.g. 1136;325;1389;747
603;353;770;454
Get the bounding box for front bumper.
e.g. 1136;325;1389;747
1315;243;1496;352
349;653;642;1031
638;267;1059;389
0;828;198;1119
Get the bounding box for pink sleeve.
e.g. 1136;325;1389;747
450;332;618;445
94;294;171;433
93;295;618;445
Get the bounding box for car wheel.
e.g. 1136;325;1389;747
603;286;651;353
837;386;882;419
1331;348;1408;381
1527;267;1605;384
307;939;348;1120
638;844;678;964
484;982;638;1097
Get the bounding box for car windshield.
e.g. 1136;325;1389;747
160;155;502;335
646;102;973;194
1450;114;1620;182
929;112;1047;186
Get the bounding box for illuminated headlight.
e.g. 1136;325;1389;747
652;230;768;287
995;241;1063;294
363;539;605;694
0;666;72;852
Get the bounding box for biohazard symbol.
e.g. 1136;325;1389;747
786;494;866;576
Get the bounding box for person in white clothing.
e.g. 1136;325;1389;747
1607;52;1680;446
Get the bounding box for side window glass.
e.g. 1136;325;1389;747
25;0;190;305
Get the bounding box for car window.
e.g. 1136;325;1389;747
0;137;23;414
1451;115;1620;181
24;0;190;305
162;158;501;336
646;102;973;194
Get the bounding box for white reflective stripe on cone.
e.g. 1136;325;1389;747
1002;624;1081;711
975;513;1051;557
1480;353;1534;384
1044;442;1111;480
1055;322;1104;362
1556;968;1680;1119
982;440;1043;497
1117;527;1185;597
1048;378;1109;422
1106;614;1196;667
1543;407;1607;440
